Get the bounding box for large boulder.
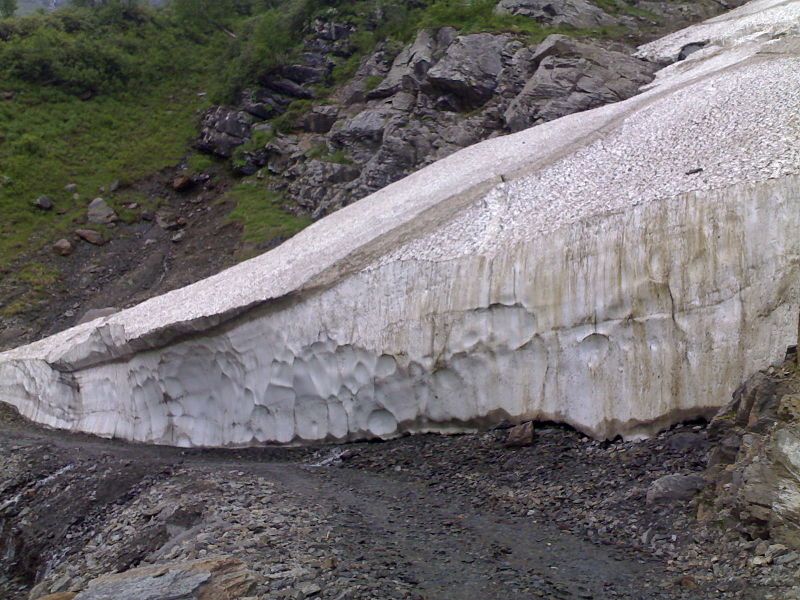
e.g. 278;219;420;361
425;33;516;109
504;35;655;131
368;28;457;99
0;0;799;447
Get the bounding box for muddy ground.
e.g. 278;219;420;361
1;403;798;600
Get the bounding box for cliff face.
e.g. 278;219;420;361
1;0;799;446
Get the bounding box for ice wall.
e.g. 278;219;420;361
1;0;799;446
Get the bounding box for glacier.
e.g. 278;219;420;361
1;0;799;446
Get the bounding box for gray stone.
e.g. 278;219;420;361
73;558;258;600
34;196;54;211
52;239;73;257
301;106;339;134
426;33;512;109
368;28;456;99
197;107;253;158
74;229;106;246
504;35;654;132
646;474;705;505
87;198;117;225
505;421;536;447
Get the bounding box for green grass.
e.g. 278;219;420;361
306;144;353;165
225;180;311;249
0;82;213;268
0;0;645;276
186;152;218;174
0;5;222;270
0;261;60;317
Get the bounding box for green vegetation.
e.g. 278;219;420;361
0;2;221;269
0;0;17;19
0;261;59;317
0;0;640;274
225;180;311;249
306;144;352;165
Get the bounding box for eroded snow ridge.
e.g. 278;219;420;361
1;1;799;446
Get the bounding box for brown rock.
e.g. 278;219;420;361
676;575;699;590
53;239;74;256
505;421;535;447
74;229;107;246
37;594;77;600
172;174;194;192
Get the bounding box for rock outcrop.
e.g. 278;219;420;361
495;0;616;29
704;354;800;548
0;0;799;447
201;0;747;217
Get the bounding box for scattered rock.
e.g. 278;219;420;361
646;473;705;505
172;175;194;192
33;196;54;211
156;213;187;231
64;183;78;194
52;239;74;257
87;198;117;225
74;229;107;246
504;421;536;447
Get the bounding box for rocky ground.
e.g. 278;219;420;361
0;164;249;351
2;377;799;600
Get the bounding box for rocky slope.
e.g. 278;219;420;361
200;0;744;217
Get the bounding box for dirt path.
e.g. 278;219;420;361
0;404;793;599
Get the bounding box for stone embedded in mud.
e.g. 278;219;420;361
87;198;117;225
0;1;799;448
74;229;106;246
505;421;536;447
52;239;73;257
646;474;705;505
71;558;258;600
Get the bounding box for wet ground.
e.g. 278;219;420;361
1;403;797;600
